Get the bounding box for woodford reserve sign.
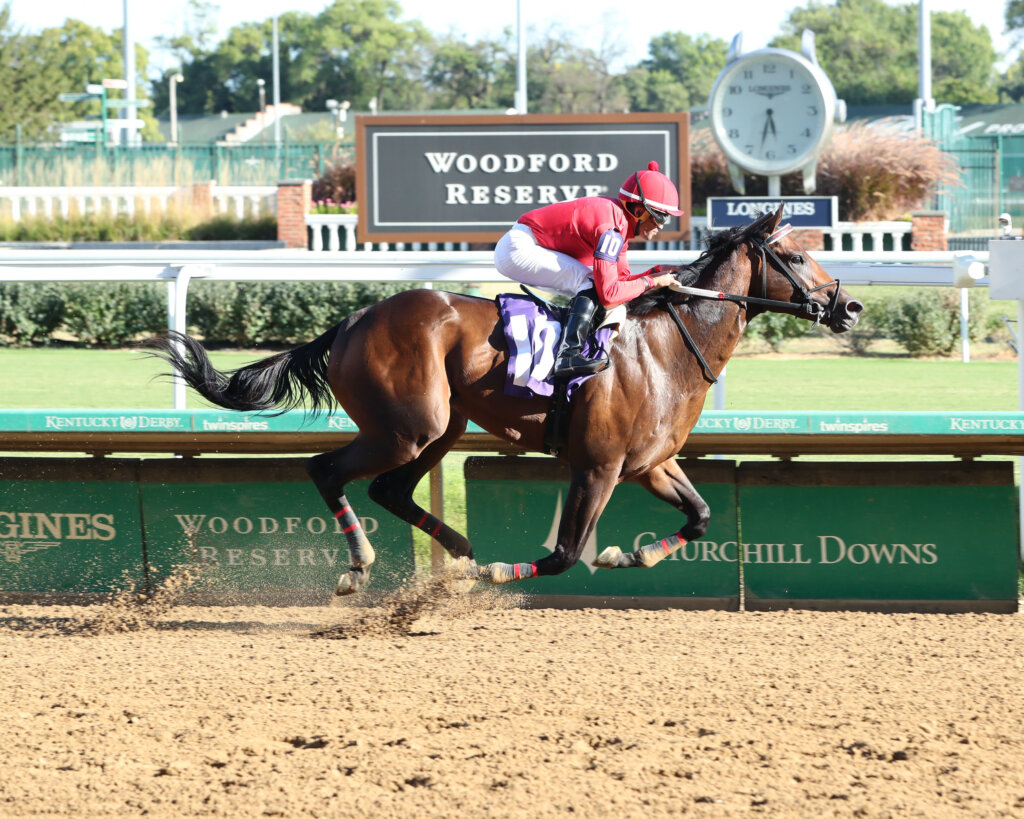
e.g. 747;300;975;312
354;113;690;243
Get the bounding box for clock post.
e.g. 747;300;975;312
708;30;845;196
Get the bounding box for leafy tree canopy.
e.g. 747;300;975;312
771;0;997;105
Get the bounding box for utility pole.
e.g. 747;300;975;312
515;0;527;114
122;0;138;145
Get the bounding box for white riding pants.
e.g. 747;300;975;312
494;223;594;298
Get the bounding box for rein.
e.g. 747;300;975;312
662;230;842;384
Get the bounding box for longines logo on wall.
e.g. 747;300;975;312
1;511;117;562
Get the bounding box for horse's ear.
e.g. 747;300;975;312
748;203;784;240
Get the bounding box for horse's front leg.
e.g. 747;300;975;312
478;466;617;584
593;458;709;569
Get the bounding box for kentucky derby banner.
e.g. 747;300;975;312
707;196;837;229
355;113;690;243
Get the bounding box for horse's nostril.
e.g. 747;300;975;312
846;299;864;316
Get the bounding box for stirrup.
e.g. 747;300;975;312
552;354;609;380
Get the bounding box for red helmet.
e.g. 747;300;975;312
618;160;684;224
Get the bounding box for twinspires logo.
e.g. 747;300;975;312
818;418;890;433
173;513;380;567
625;533;938;566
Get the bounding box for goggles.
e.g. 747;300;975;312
634;172;671;227
644;206;671;227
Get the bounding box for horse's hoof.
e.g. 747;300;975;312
450;557;480;593
451;556;479;578
592;546;624;569
334;567;370;596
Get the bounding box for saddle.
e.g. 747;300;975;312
496;289;624;455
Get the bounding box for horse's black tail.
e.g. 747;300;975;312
144;325;341;413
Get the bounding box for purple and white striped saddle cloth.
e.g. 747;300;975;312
497;294;613;399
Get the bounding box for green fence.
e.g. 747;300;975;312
465;457;1019;613
0;457;414;604
0;142;355;187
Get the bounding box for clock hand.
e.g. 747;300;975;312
760;108;777;147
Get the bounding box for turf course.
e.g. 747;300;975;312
0;347;1018;411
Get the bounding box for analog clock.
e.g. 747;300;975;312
708;30;844;193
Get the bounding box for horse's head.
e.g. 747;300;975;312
742;205;863;333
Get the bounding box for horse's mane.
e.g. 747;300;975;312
624;223;749;317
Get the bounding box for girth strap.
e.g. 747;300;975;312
661;302;718;384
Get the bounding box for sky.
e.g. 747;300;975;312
7;0;1019;77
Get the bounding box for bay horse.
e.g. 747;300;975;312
146;205;862;594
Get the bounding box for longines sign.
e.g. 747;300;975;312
355;113;690;243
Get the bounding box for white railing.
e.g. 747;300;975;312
827;221;912;252
0;186;276;222
305;214;914;254
306;214;471;252
212;187;276;219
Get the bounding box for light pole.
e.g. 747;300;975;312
169;72;184;145
326;99;350;139
257;78;267;144
515;0;527;114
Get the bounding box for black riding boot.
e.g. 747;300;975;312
552;290;608;380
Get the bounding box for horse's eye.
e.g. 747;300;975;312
789;254;804;266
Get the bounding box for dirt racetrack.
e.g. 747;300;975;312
2;576;1024;817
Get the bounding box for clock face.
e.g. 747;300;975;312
709;50;833;175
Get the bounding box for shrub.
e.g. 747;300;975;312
749;311;810;352
188;281;420;347
0;212;274;243
186;215;277;241
61;283;167;347
0;283;65;344
828;289;889;356
882;288;961;357
312;162;357;209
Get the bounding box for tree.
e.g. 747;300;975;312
313;0;432;112
640;32;728;109
426;34;515;110
772;0;997;105
158;0;432;116
617;66;689;112
0;7;158;143
525;28;627;113
0;4;61;141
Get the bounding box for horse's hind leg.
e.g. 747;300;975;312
306;436;412;595
593;458;709;569
368;413;474;564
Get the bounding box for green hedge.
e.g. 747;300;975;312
0;281;468;348
0;280;1003;356
0;213;277;243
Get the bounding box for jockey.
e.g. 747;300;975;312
494;160;683;380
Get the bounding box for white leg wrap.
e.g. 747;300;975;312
593;536;686;569
349;537;375;568
479;562;537;585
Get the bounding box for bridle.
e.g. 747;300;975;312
661;224;842;383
